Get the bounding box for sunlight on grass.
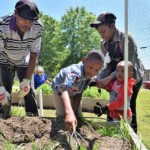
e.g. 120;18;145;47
11;106;25;116
42;108;56;117
11;106;56;118
137;89;150;149
11;106;103;119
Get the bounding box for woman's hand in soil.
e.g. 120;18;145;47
65;113;77;132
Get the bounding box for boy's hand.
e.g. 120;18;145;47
65;113;77;132
96;80;106;88
94;102;108;117
17;78;31;99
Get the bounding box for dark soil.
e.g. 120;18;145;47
0;116;132;150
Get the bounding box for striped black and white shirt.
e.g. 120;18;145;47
0;15;43;67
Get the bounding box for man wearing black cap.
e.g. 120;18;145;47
90;12;144;133
0;0;43;117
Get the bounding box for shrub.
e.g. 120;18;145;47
36;83;53;94
83;87;109;100
35;84;109;99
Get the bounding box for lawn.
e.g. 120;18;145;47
137;89;150;149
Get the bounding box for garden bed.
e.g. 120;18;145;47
10;88;148;150
0;116;132;150
11;93;108;111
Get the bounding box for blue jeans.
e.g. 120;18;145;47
0;64;38;116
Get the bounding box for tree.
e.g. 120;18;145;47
60;7;100;66
38;9;101;79
39;13;69;79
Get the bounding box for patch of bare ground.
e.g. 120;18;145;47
0;116;132;150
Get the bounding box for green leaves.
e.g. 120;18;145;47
39;8;101;80
83;87;109;99
36;83;53;95
60;7;100;64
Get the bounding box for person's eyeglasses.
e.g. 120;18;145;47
37;72;42;74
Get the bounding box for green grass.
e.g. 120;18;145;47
12;106;56;118
137;89;150;149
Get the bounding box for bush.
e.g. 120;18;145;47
36;83;53;94
35;84;109;100
83;87;109;100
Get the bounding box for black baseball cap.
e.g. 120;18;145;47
15;0;39;20
90;12;117;28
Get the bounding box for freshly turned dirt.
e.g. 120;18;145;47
0;116;132;150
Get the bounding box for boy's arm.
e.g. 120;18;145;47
96;72;116;89
61;90;77;132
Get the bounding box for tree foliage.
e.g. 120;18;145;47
60;7;100;66
39;13;69;78
38;8;100;80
